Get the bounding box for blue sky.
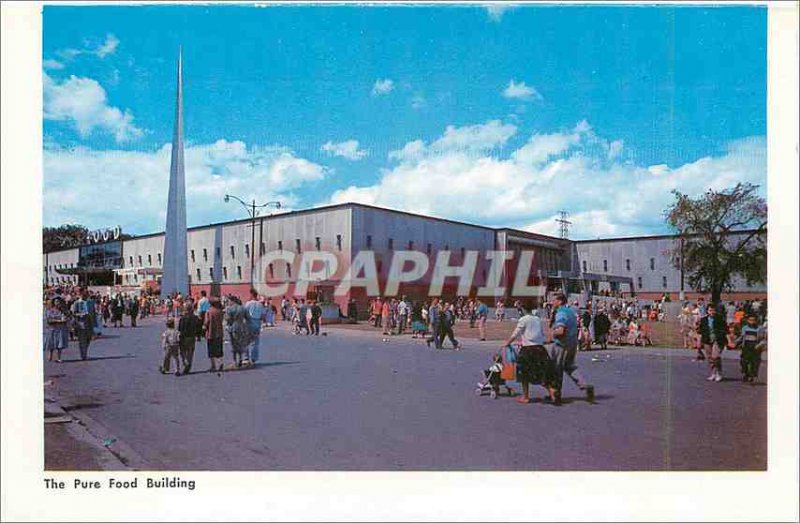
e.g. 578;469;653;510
43;4;767;239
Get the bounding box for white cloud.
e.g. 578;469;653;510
607;139;624;160
502;80;542;101
371;79;395;96
512;122;590;165
486;5;514;22
389;120;517;162
43;72;144;143
43;140;327;233
329;119;766;239
57;33;120;61
321;139;367;160
43;59;65;70
95;34;120;58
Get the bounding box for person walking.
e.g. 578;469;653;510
128;295;140;327
548;293;594;405
381;299;391;336
44;298;69;363
476;299;489;341
177;303;203;374
438;302;461;350
309;300;322;335
738;314;765;383
280;296;289;322
101;297;110;328
225;296;251;367
203;297;225;372
593;308;611;351
397;297;409;335
503;305;555;404
70;290;93;361
159;317;182;375
698;303;728;382
111;294;124;328
264;298;276;327
298;299;310;335
372;298;383;329
196;290;210;324
495;301;506;322
426;299;442;349
244;289;266;365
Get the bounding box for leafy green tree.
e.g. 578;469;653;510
666;183;767;304
43;224;89;253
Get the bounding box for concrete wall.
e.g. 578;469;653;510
117;207;353;303
575;233;767;298
351;206;496;292
43;248;79;286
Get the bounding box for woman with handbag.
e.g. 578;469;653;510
503;305;556;404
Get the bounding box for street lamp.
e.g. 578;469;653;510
224;194;282;288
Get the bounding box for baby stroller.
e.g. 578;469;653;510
475;353;516;399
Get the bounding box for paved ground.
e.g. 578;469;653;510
44;317;766;471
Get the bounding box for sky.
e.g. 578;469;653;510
42;4;767;239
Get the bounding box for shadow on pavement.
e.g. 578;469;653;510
59;355;137;363
177;361;302;377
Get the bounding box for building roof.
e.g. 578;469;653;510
43;202;765;255
573;228;764;244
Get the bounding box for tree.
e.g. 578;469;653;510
43;224;89;253
665;183;767;305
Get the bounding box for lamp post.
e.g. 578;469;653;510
224;194;282;289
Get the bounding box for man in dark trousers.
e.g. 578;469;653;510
298;299;310;335
548;292;594;404
437;302;461;350
128;295;140;327
309;300;322;335
70;289;93;360
698;303;728;382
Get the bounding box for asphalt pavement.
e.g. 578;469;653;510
44;317;766;471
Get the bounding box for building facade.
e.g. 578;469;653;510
44;203;767;311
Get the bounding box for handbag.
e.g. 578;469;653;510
501;345;518;381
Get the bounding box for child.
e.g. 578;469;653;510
476;353;513;399
738;315;764;383
639;322;654;347
160;317;181;375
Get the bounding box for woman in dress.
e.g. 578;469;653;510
203;297;225;372
44;298;70;362
225;296;251;367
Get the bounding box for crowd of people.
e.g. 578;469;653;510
365;296;496;349
44;281;768;391
678;298;768;383
43;284;155;362
159;289;282;375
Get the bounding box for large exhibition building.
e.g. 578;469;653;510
43;201;767;314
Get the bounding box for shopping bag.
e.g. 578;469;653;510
500;362;517;381
501;345;518;380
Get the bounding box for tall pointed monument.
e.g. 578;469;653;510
160;48;188;297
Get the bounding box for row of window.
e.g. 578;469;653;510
48;276;76;283
635;276;669;289
365;235;463;256
583;257;661;273
47;263;76;272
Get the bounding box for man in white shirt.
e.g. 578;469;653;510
397;297;409;335
70;289;93;360
196;290;210;323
